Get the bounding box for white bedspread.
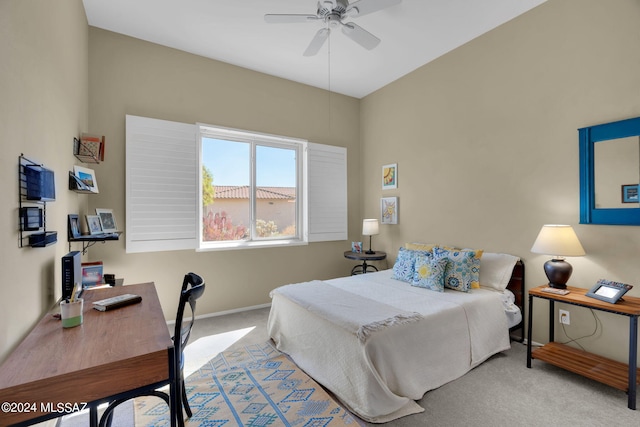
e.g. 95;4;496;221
268;270;511;423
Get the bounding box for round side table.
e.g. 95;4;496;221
343;250;387;275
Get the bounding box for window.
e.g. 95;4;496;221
126;115;347;253
199;125;303;249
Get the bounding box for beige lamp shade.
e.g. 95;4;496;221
362;219;379;236
531;225;585;257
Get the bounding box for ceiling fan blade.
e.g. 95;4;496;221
303;28;330;56
345;0;402;18
341;22;380;50
264;14;319;24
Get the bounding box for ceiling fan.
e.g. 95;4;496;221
265;0;402;56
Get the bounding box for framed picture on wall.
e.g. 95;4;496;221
621;184;638;203
380;197;398;224
382;163;397;190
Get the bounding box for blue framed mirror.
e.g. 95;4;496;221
579;116;640;225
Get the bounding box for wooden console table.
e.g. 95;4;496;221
527;284;640;410
0;283;176;426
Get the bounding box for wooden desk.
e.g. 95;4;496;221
527;285;640;410
0;283;176;426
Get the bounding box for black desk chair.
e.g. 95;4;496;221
98;272;205;427
174;272;205;426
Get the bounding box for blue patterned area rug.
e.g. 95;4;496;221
135;342;362;426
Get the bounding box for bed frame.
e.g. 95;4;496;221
506;260;525;342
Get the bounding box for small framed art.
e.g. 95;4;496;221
381;196;398;224
81;261;104;287
86;215;103;235
68;214;81;239
96;208;118;232
621;184;638;203
382;163;397;190
72;165;99;193
351;242;363;253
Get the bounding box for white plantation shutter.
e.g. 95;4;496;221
125;115;347;252
126;115;197;253
307;142;348;242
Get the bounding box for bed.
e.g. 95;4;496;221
268;248;524;423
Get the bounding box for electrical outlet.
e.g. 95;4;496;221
559;309;570;325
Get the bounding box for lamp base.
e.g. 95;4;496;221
365;235;374;254
544;258;573;289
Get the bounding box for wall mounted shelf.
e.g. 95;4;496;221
73;135;105;164
18;155;57;248
68;234;121;255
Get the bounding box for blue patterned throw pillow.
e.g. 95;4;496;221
392;247;431;283
412;255;447;292
433;246;477;292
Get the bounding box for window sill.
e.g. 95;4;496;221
197;239;308;252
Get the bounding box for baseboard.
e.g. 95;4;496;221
167;302;271;326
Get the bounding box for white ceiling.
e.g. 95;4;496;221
82;0;547;99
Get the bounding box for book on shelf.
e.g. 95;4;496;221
75;133;105;162
81;261;103;288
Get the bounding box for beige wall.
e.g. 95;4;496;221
85;28;361;322
0;0;89;361
360;0;640;363
3;0;640;368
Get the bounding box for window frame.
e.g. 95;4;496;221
125;115;347;254
197;124;307;251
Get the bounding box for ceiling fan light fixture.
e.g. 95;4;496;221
265;0;401;56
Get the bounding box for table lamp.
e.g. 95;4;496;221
362;219;379;254
531;224;585;289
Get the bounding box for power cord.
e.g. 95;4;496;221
559;308;601;351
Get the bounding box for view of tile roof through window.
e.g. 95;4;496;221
214;185;296;200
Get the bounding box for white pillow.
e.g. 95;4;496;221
479;252;520;291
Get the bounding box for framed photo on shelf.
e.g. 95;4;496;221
72;165;99;193
86;215;103;235
68;214;81;239
96;208;118;232
621;184;638;203
382;163;397;190
381;196;398;224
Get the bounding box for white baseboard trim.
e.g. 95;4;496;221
167;302;271;326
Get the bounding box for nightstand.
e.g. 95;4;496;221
527;284;640;410
343;250;386;275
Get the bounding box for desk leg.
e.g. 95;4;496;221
629;315;638;410
527;295;533;368
549;300;555;342
169;348;178;427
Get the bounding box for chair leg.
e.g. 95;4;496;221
181;377;192;418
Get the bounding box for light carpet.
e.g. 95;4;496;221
135;341;362;426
